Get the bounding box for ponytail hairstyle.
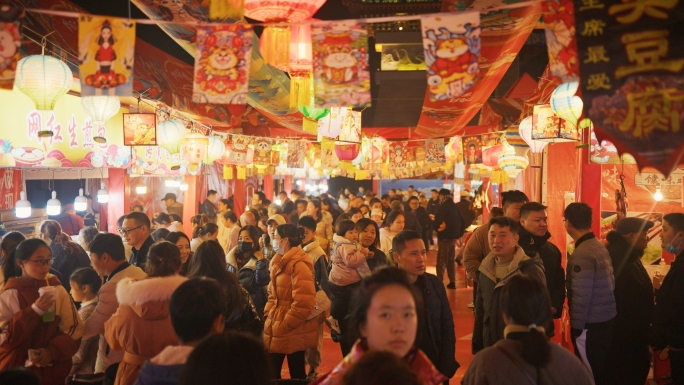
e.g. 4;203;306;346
276;224;303;248
2;238;51;280
198;223;219;239
145;241;182;277
501;274;553;368
40;220;80;255
1;232;26;280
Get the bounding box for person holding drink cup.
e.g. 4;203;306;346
0;238;84;385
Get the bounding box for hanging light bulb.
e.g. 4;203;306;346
97;182;109;203
165;178;176;188
654;186;663;202
15;191;32;218
179;180;188;191
46;191;61;216
135;182;147;194
74;188;87;212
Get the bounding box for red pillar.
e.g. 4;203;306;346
182;175;199;237
263;175;274;202
577;147;602;236
234;178;246;217
283;175;293;195
107;169;129;234
372;179;379;195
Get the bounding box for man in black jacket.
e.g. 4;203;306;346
121;212;154;270
278;191;294;216
199;190;218;223
518;202;565;335
433;189;465;289
651;213;684;385
408;196;431;250
605;218;654;385
392;230;459;384
456;190;475;228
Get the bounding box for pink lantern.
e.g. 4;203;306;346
482;144;504;167
245;0;325;23
290;23;313;72
335;143;360;161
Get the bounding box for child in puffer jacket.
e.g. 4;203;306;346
326;220;371;342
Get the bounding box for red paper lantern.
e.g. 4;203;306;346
335;143;360;161
482;144;504;167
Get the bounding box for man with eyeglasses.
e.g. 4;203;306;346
82;233;147;382
120;212;153;270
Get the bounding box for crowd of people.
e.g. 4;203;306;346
0;185;681;385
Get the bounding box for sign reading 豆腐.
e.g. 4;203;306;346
574;0;684;176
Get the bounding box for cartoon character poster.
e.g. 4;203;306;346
339;109;362;143
312;21;371;108
0;6;23;90
422;11;480;102
123;113;157;146
415;146;427;162
230;134;249;163
78;16;136;96
287;140;306;168
321;138;339;169
253;138;271;167
425;139;446;164
389;141;408;169
193;24;253;104
462;136;483;165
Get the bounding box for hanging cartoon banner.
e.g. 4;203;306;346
339;109;362;142
415;146;427;162
78;16;136;96
462;135;483;165
193;24;253;105
543;0;579;83
287;140;306;168
321;138;339;169
229;135;250;163
312;21;371;108
253;137;272;167
0;169;22;210
0;6;23;90
574;0;684;176
422;11;480;102
425;139;446;164
389;141;408;169
532;104;561;139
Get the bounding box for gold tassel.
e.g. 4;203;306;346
209;0;244;19
261;26;291;69
289;72;311;109
223;165;233;180
237;166;246;180
303;117;318;134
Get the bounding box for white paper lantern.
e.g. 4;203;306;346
157;120;187;155
204;136;226;165
82;96;121;127
519;116;548;154
15;55;73;111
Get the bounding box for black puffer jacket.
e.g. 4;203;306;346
517;229;566;320
434;199;465;241
226;248;270;319
650;249;684;350
605;231;653;348
50;241;91;293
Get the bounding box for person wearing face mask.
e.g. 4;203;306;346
651;212;684;385
264;224;318;380
226;225;269;320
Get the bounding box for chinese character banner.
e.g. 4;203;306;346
312;21;371;108
193;24;253;105
422;11;481;101
574;0;684;175
78;16;136;97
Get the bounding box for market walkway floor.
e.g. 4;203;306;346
278;249;477;383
